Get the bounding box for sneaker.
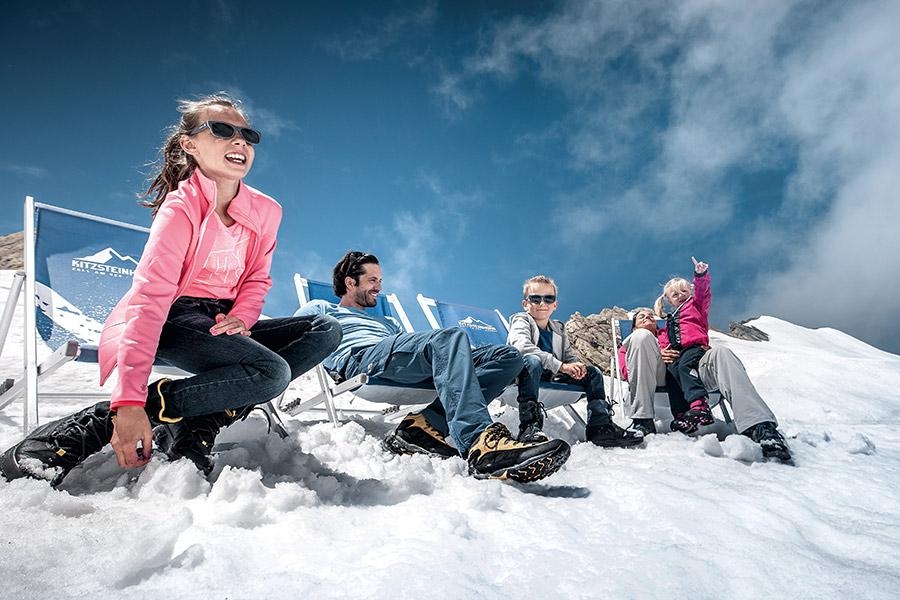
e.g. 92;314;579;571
154;407;249;475
743;421;793;463
517;422;549;443
467;422;570;483
0;401;114;486
382;412;459;458
629;418;656;437
586;422;644;448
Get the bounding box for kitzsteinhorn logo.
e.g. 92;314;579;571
71;247;139;278
458;316;497;332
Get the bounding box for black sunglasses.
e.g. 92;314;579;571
525;294;557;305
187;121;261;145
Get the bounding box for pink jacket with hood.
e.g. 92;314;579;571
98;169;282;411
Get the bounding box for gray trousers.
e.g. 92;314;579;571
623;328;776;432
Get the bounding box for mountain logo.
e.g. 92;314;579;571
71;247;139;278
457;316;497;333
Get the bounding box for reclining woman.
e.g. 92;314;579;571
1;93;341;486
618;257;792;463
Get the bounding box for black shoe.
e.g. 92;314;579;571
467;422;570;483
153;408;248;475
586;422;644;448
382;412;459;458
0;401;114;486
629;418;657;437
671;406;713;434
517;422;550;443
144;378;182;425
743;421;793;463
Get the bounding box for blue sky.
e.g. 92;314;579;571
2;0;898;353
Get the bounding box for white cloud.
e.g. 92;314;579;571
324;1;437;61
2;163;48;178
442;0;900;350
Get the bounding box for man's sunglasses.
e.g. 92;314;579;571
525;294;557;305
186;121;261;145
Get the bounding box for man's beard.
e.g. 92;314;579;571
354;288;376;307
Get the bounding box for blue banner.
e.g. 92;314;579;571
33;206;149;349
435;301;507;348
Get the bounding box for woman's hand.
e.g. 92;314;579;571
110;406;153;468
210;313;250;336
692;256;709;275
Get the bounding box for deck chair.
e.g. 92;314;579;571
0;197;286;437
609;316;732;430
280;274;437;423
416;293;587;428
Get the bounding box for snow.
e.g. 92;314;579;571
2;270;900;599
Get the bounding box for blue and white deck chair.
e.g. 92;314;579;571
282;274;436;423
416;293;587;428
609;315;732;430
0;197;286;437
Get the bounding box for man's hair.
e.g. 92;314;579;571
333;251;379;296
522;275;557;298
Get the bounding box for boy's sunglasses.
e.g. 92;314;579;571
525;294;557;305
187;121;261;145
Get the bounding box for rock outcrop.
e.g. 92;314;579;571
0;232;24;270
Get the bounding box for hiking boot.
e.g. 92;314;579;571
517;422;549;443
144;378;182;425
629;418;657;437
671;400;714;434
153;407;251;475
586;421;644;448
743;421;793;463
0;401;114;486
516;399;548;442
382;412;459;458
467;422;570;483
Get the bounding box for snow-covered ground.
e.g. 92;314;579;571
1;270;899;599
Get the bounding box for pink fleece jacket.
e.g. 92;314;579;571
98;169;282;410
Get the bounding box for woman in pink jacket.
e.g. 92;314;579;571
1;94;341;486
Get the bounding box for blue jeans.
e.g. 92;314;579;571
343;327;522;453
517;354;611;428
155;297;342;417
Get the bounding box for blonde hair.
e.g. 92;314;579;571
141;93;250;216
523;275;557;298
653;277;691;316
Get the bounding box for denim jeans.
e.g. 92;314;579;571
154;297;342;417
517;353;611;429
343;327;522;453
666;345;708;404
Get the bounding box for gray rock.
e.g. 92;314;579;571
0;231;24;270
727;319;769;342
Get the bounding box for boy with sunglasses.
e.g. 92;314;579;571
507;276;643;447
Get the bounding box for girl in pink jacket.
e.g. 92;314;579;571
653;257;714;433
1;94;341;487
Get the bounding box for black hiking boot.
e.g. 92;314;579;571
629;418;657;437
671;403;714;434
743;421;793;464
0;401;114;487
467;422;570;483
144;378;182;425
517;399;548;442
153;406;251;475
382;412;459;458
586;421;644;448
